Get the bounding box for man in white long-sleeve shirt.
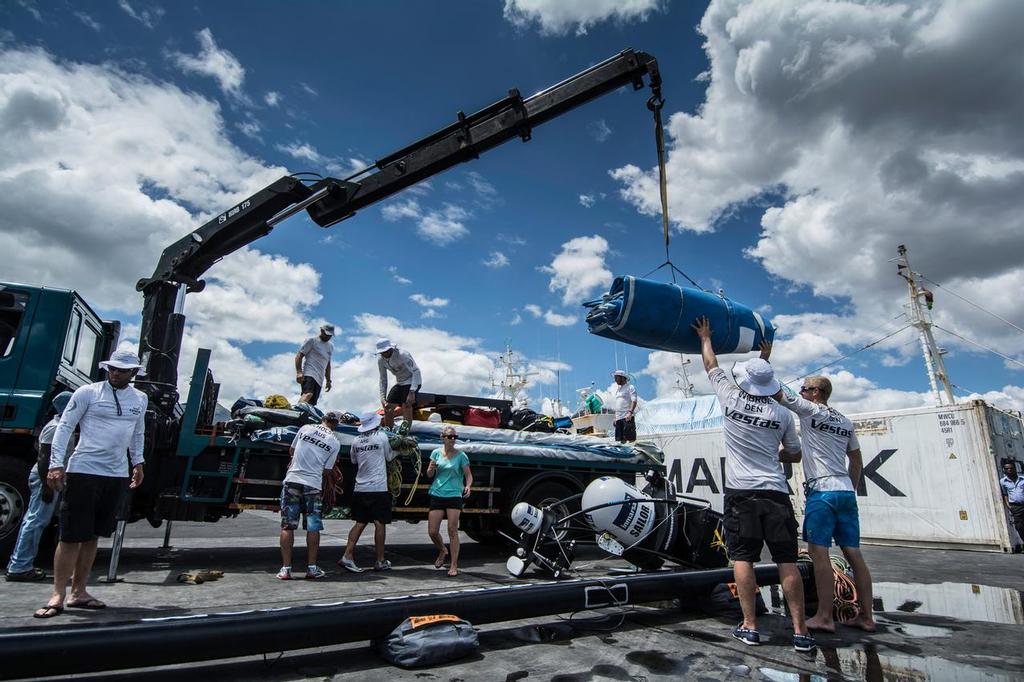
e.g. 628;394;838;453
376;338;421;428
34;350;147;619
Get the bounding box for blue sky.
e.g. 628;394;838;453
3;0;1024;416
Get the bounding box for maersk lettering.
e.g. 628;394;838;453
724;407;780;429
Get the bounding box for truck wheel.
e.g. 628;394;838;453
0;456;31;562
519;480;579;542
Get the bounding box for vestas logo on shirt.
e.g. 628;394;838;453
724;407;780;429
810;420;851;437
128;406;142;416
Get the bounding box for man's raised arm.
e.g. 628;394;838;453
692;317;718;373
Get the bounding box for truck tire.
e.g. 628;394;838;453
0;456;31;563
517;480;581;542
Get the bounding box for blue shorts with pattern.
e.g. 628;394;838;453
280;482;323;532
803;490;860;548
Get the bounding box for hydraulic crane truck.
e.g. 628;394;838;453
0;49;664;559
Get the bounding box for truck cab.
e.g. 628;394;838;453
0;283;120;558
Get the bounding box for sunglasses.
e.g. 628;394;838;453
799;386;816;393
443;434;457;440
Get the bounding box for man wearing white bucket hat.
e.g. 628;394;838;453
338;411;396;573
692;317;813;652
34;349;148;619
376;338;421;429
611;370;638;443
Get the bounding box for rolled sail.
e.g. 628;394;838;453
583;276;775;354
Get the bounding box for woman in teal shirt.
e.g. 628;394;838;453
426;425;473;576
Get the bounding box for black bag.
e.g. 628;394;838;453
435;404;466;424
377;615;479;668
230;397;263;417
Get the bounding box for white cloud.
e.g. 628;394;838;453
169;28;246;99
299;82;318;98
510;313;522;326
387;265;411;285
588;119;612;142
483;251;510;268
277;141;323;164
497;233;527;247
381;199;470;246
118;0;164;28
0;47;331;408
264;91;280;107
465;170;501;207
612;0;1024;393
521;303;576;327
236;117;261;141
540;234;613;305
420;309;444;320
503;0;664;36
410;293;449;308
75;12;102;32
578;193;595;208
17;1;41;22
0;47;287;311
543;310;578;327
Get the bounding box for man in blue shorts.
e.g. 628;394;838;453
277;412;341;580
768;369;876;633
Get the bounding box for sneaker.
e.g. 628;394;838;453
275;568;292;581
732;625;760;646
373;559;392;572
5;568;48;582
337;557;363;573
793;633;817;652
305;566;326;580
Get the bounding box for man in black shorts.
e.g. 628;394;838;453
376;338;421;428
36;350;148;619
338;412;395;573
693;318;813;652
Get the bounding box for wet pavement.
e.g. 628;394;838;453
2;512;1022;680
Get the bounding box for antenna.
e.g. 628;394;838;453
675;355;694;399
492;340;535;405
896;244;955;406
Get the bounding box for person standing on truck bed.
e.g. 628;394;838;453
295;324;335;406
338;412;396;573
764;362;877;633
611;370;638;443
34;350;147;619
277;412;342;581
5;391;73;582
1000;461;1024;548
692;317;814;652
377;338;421;429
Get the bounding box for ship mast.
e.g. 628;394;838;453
896;244;955;405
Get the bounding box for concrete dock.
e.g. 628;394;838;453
3;512;1022;680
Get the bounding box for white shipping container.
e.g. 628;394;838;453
646;400;1023;552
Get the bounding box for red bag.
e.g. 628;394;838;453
464;406;500;428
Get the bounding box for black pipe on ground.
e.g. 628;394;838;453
0;564;807;679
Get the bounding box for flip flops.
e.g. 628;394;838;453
33;604;63;619
66;598;106;610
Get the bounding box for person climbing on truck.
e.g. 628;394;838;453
5;390;73;582
377;338;421;429
295;324;335;406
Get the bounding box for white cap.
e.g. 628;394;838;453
375;338;395;354
612;370;629;379
358;411;382;432
732;358;780;397
99;349;144;371
320;324;336;337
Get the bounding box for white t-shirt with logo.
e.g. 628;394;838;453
612;382;638;420
299;336;333;384
50;381;148;477
778;393;860;492
350;429;393;493
284;424;340;491
709;368;799;493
